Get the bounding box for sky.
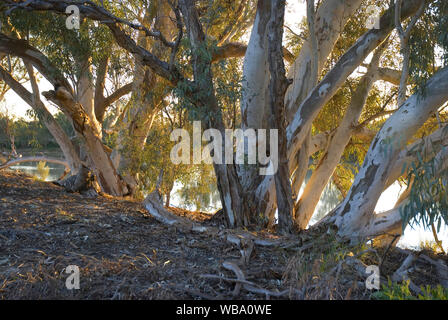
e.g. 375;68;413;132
1;1;447;251
2;74;54;119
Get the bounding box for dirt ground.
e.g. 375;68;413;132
0;170;447;300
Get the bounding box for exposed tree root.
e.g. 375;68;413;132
54;165;95;193
143;189;301;249
221;261;295;298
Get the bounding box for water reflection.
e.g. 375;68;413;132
10;164;65;182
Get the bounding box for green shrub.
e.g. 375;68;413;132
373;279;448;300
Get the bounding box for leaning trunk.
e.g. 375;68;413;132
334;66;448;240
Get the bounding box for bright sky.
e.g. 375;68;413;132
1;1;447;251
2;73;54;120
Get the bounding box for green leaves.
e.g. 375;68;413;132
409;0;448;92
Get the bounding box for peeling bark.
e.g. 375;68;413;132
295;44;385;229
241;0;271;130
335;66;448;240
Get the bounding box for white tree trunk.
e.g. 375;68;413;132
284;0;363;121
364;145;448;239
335;66;448;239
295;59;379;229
240;0;270;130
253;0;424;220
77;57;102;136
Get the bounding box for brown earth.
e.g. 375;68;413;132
0;170;447;300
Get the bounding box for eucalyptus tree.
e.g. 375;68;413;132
1;0;448;244
0;5;134;194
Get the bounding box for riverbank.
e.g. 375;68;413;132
0;170;447;299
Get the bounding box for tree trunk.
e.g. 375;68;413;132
284;0;363;122
250;0;426;221
0;63;83;175
179;0;248;228
42;89;127;196
240;0;270;130
267;0;294;233
113;1;175;194
334;66;448;240
294;45;384;229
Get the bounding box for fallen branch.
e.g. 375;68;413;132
143;189;301;248
199;274;256;286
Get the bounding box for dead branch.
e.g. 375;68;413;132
222;261;245;297
199;274;256;286
392;253;421;294
419;255;448;288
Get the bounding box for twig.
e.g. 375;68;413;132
379;234;400;271
430;223;446;254
222;261;244;297
199;274;256;286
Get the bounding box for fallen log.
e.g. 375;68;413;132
419;255;448;288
